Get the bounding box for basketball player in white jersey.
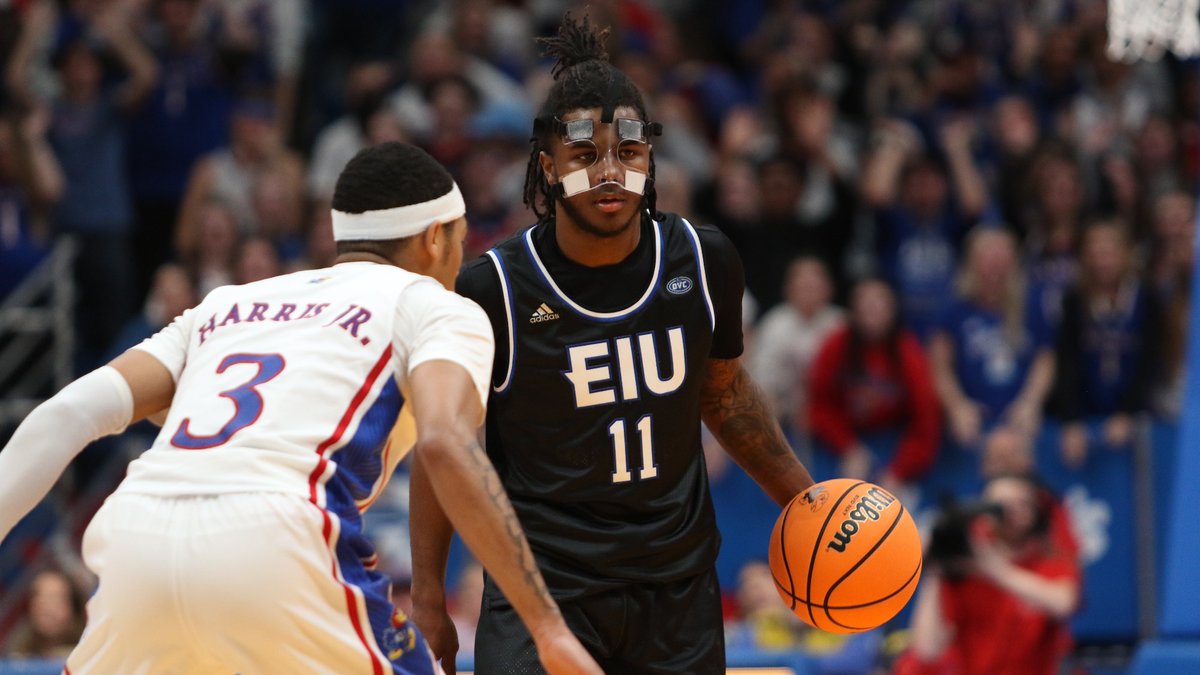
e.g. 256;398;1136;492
0;143;600;675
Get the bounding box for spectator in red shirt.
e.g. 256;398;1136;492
981;426;1080;559
808;277;941;488
901;472;1080;675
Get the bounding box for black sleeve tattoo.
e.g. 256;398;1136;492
700;359;791;459
700;358;814;504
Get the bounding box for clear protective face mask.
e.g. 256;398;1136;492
548;117;660;198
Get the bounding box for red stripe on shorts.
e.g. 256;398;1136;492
307;345;393;675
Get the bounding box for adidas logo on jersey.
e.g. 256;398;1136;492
530;302;560;324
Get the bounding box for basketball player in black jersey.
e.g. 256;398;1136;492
410;14;815;674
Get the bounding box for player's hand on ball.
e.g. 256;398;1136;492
769;480;922;632
411;603;458;674
534;626;603;675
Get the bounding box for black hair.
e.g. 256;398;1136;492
757;153;807;180
350;87;389;135
845;276;903;381
332;142;456;256
9;567;86;654
51;37;100;71
421;74;481;112
333;142;454;213
985;470;1055;538
522;12;658;224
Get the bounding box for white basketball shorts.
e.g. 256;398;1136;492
66;492;439;675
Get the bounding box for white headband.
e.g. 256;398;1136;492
331;183;466;241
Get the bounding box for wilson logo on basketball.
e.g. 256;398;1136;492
666;276;693;294
826;488;897;553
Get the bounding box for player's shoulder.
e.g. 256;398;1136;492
658;212;737;253
456;227;534;309
464;225;535;271
399;277;492;343
692;221;738;255
662;213;743;282
405;275;487;316
459;255;498;286
456;253;501;303
489;225;534;255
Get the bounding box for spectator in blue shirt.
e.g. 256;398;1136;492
127;0;235;301
1023;148;1085;330
5;1;159;371
1053;221;1163;467
0;106;63;300
931;227;1056;448
863;117;987;340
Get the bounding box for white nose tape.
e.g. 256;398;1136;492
623;170;646;195
558;168;648;197
561;169;592;197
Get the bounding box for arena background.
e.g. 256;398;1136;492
0;0;1198;672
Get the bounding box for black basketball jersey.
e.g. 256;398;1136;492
459;213;740;600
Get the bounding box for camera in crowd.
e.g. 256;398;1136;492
926;497;1006;577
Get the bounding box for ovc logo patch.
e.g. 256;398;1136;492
667;276;693;295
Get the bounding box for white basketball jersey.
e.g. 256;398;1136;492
119;261;493;513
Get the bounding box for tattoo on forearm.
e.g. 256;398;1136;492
462;438;560;618
700;360;793;468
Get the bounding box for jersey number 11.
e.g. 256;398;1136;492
608;415;657;483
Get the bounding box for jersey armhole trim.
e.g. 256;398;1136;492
681;218;716;332
486;250;517;394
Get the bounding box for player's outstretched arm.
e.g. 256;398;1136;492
408;360;602;675
409;451;460;673
700;357;814;508
0;350;175;542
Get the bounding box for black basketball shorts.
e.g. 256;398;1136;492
473;567;726;674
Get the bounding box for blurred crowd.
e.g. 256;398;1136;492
0;0;1196;671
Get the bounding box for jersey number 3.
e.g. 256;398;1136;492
171;353;286;450
608;415;657;483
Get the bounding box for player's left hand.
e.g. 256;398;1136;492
412;602;458;674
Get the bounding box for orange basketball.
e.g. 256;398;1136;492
768;479;923;633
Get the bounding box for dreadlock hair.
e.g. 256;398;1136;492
522;12;659;224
